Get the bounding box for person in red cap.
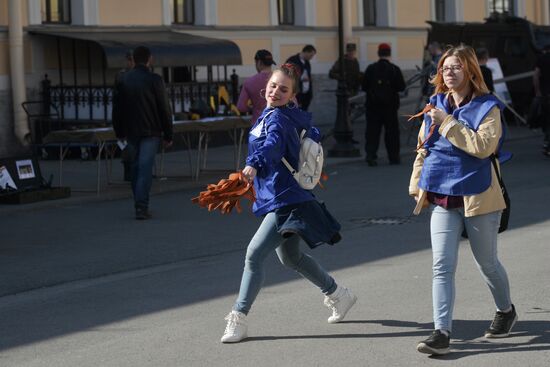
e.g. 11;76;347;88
361;43;406;166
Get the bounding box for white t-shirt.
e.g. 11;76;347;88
300;57;310;94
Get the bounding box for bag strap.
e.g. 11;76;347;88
281;129;306;174
490;154;504;188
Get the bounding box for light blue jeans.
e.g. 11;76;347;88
233;212;337;314
430;205;512;332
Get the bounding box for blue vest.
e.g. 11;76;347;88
418;93;505;196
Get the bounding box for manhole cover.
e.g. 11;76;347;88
349;216;412;226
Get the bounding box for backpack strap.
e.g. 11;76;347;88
281;128;306;174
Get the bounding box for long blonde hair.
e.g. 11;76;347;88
429;45;489;96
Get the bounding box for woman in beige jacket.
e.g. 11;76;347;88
410;45;516;356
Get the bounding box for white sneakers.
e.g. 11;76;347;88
324;285;357;324
221;285;357;343
221;310;248;343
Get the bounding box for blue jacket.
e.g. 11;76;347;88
246;105;320;216
418;93;505;196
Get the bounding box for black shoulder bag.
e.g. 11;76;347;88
491;154;510;233
462;155;510;238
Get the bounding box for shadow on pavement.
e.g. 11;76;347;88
245;319;550;360
0;133;549;353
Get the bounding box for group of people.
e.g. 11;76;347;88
112;43;516;356
221;44;516;357
239;43;407;167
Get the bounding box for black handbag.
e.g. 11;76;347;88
462;155;510;238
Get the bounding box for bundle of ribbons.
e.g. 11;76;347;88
407;103;435;151
191;172;256;214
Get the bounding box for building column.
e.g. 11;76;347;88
195;0;217;26
453;0;464;22
8;0;30;144
343;0;352;44
515;0;526;18
387;0;396;27
27;0;41;25
162;0;171;25
269;0;278;25
295;0;316;26
83;0;99;25
542;0;550;25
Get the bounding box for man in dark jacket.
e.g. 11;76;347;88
329;43;362;97
362;43;406;166
112;46;173;219
286;44;316;111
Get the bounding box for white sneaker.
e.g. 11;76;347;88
221;311;248;343
324;285;357;324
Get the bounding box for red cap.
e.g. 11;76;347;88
378;43;391;51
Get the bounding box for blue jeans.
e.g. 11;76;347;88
430;205;512;332
234;212;337;314
127;137;160;209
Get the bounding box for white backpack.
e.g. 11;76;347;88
282;129;324;190
258;110;324;190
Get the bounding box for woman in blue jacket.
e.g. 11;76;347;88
221;64;356;343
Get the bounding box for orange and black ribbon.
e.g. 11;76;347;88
407;103;436;152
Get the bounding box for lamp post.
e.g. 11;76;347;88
328;0;360;157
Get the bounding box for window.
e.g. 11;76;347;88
174;0;195;24
363;0;376;26
41;0;71;24
489;0;514;15
434;0;446;22
278;0;295;25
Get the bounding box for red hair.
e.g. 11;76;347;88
276;63;302;93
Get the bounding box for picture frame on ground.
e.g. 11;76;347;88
15;159;36;180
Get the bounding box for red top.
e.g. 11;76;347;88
427;192;464;209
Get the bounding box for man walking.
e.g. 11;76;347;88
286;44;317;111
112;46;173;219
236;49;275;124
361;43;405;166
